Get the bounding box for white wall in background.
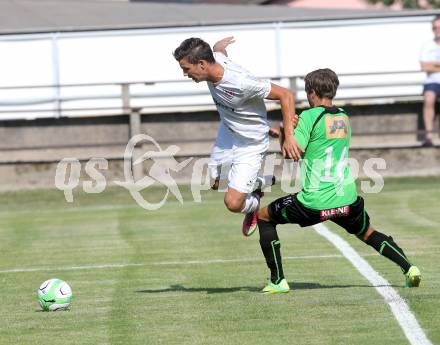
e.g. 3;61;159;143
0;15;435;119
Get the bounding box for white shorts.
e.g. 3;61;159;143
208;122;268;194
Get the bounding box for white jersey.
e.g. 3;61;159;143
420;40;440;84
207;52;271;143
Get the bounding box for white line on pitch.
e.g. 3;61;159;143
313;223;432;345
153;254;347;266
0;250;428;275
0;253;370;274
0;263;144;274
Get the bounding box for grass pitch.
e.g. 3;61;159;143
0;177;439;345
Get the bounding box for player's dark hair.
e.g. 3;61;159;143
432;15;440;24
304;68;339;99
173;37;215;64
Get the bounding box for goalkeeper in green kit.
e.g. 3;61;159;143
257;68;421;293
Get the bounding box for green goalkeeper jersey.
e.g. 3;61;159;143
294;106;357;210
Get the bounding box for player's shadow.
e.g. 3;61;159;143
137;281;393;295
291;282;389;290
137;284;260;294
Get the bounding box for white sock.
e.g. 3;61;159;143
241;193;259;214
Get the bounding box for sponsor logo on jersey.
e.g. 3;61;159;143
325;115;349;139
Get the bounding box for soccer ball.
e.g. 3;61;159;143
37;279;73;311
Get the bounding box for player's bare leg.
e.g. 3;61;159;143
223;187;262;237
224;188;248;213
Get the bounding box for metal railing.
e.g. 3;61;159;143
0;70;426;121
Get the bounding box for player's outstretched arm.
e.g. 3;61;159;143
213;36;235;57
266;83;303;161
277;113;299;151
269;113;298;138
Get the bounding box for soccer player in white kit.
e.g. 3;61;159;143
173;37;302;236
